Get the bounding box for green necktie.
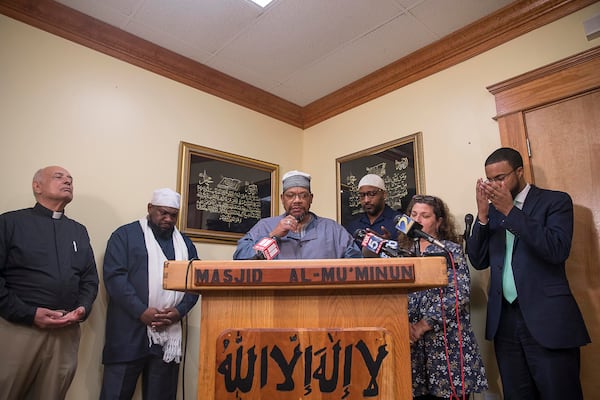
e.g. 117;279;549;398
502;200;521;303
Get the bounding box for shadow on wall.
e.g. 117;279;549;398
64;193;118;400
570;204;600;398
469;267;502;399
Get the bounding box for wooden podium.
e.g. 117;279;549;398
163;257;447;399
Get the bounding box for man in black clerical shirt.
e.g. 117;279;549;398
0;165;99;399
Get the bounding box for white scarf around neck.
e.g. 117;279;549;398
140;218;188;363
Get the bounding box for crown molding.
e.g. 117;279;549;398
302;0;597;127
0;0;304;128
1;0;595;129
487;45;600;118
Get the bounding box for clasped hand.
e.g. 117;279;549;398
34;306;85;329
476;178;513;220
140;307;181;330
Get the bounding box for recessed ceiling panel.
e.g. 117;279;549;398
53;0;516;105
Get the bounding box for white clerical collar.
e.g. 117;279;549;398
52;211;63;219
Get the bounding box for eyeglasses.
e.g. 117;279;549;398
283;191;311;200
486;168;517;183
412;195;436;202
358;189;383;199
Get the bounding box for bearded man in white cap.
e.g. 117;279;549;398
233;170;362;260
100;188;199;400
346;174;399;238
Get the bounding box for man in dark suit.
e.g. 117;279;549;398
100;188;199;400
467;147;590;400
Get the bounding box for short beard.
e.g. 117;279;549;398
365;204;383;217
148;218;174;239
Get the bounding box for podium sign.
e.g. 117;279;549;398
216;328;393;399
164;257;447;399
193;260;415;287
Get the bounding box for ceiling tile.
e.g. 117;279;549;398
55;0;140;27
129;0;263;53
275;13;438;105
52;0;517;105
214;0;405;81
410;0;514;37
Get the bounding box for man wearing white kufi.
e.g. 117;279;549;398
346;173;400;238
100;188;199;400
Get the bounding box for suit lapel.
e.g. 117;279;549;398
513;185;540;248
522;185;540;215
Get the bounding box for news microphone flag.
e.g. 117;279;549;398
253;237;280;260
395;214;416;235
394;214;446;250
361;232;385;254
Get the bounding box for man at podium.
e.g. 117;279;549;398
233;170;361;260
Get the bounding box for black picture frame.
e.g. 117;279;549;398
336;133;425;229
177;141;279;243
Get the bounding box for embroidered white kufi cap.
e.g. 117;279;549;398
358;174;386;191
150;188;181;209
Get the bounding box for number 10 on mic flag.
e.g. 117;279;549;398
253;237;280;260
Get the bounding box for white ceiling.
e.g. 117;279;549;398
54;0;514;106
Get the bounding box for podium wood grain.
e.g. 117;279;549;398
164;257;447;399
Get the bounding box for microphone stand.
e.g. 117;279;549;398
463;213;474;255
413;238;421;256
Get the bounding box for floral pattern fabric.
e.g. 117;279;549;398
408;240;488;398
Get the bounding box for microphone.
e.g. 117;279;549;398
463;213;474;253
353;229;402;258
352;228;368;244
252;237;280;260
464;213;474;239
394;214;446;250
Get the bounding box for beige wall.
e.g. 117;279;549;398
0;13;302;399
1;3;599;399
304;5;599;397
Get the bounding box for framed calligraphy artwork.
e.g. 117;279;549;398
336;133;425;229
177;141;279;243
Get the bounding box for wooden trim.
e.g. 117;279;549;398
488;46;600;118
1;0;596;128
497;113;535;183
489;45;600;181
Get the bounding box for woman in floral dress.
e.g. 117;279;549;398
400;195;488;400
